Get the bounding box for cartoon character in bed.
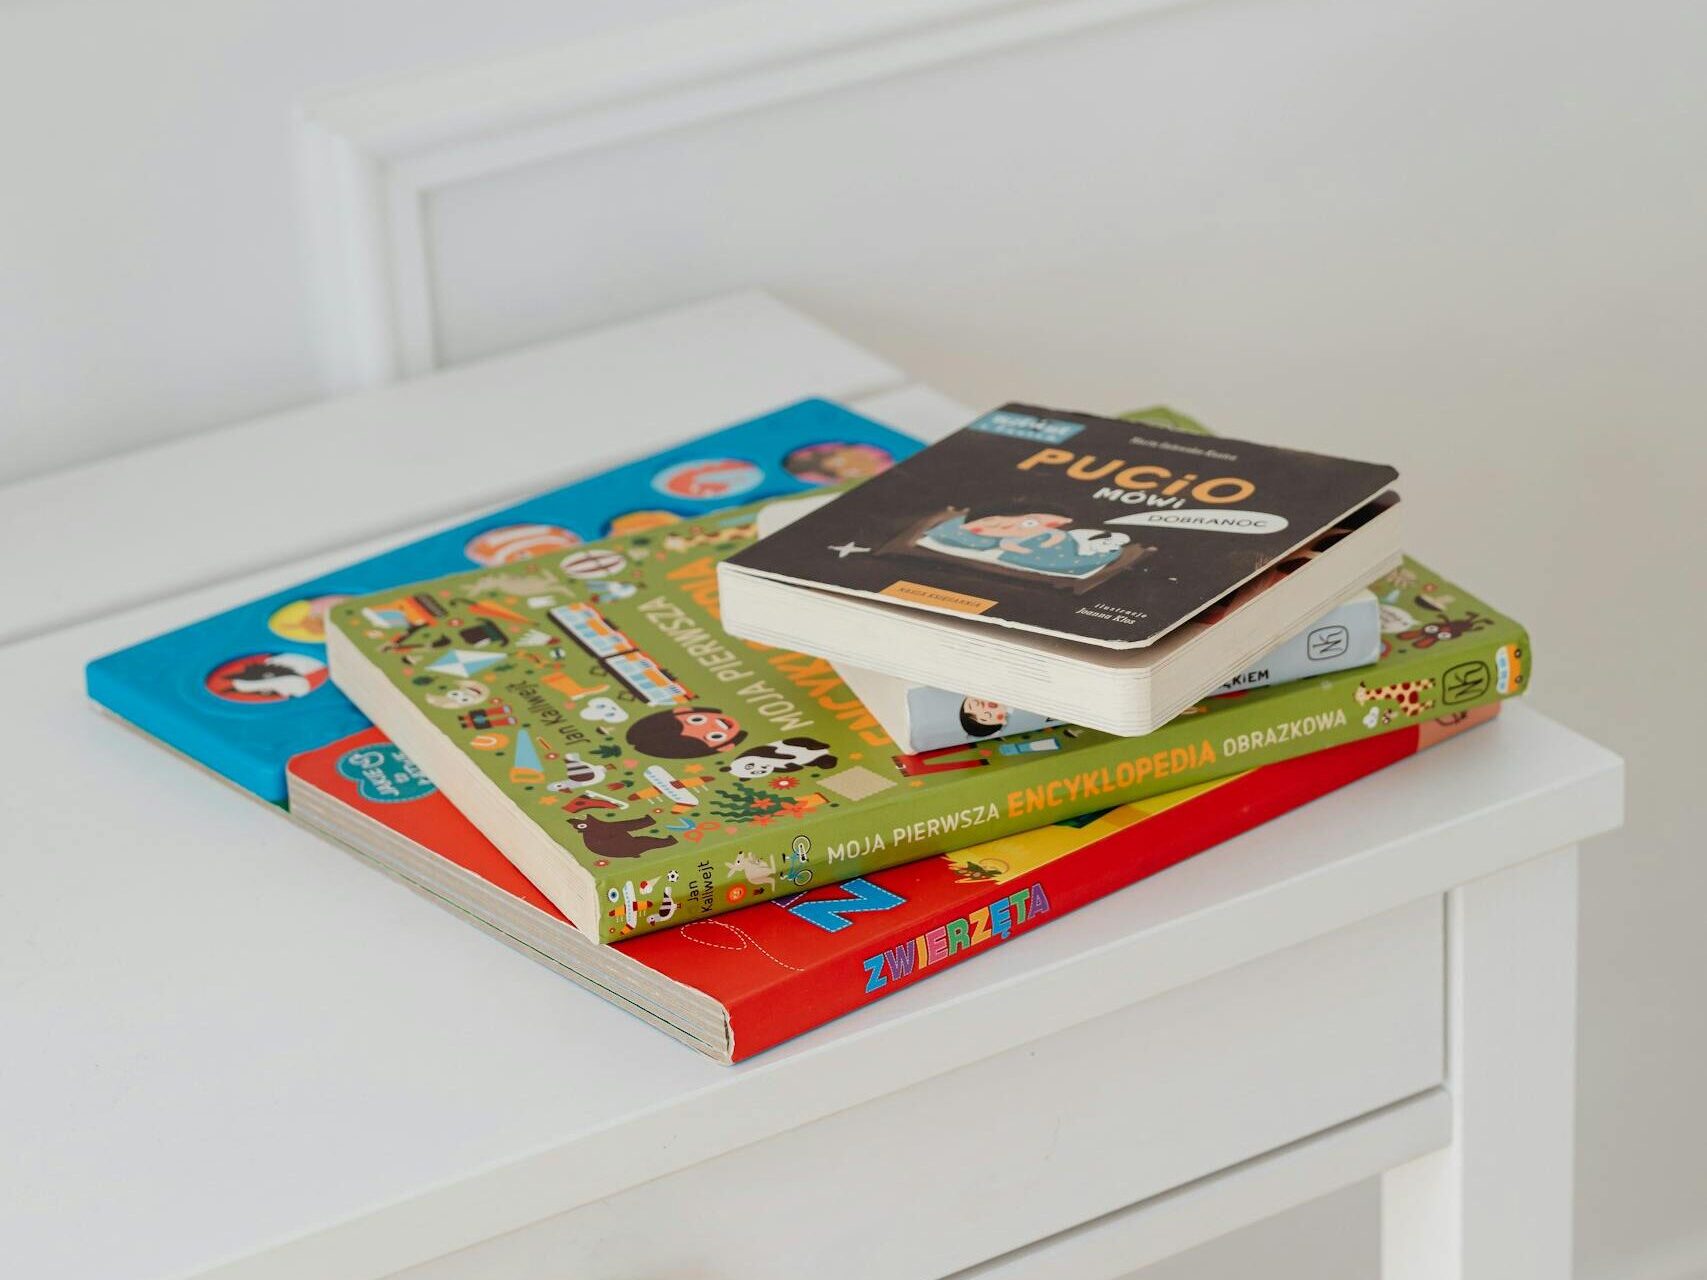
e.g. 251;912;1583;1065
918;511;1129;579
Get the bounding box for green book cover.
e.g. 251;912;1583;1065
328;503;1527;943
1122;405;1213;436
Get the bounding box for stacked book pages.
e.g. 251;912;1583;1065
91;400;1530;1062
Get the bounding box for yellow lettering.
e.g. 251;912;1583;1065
1066;456;1122;481
1193;477;1256;504
1017;447;1074;472
1113;464;1170;490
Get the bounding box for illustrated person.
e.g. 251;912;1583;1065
957;697;1010;738
784;441;896;484
725;737;838;779
625;706;746;758
964;512;1072;555
923;511;1068;556
919;510;1128;578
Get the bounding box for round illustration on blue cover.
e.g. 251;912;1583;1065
204;652;328;703
782;440;896;484
650;458;764;501
464;523;581;566
266;594;348;644
605;509;682;537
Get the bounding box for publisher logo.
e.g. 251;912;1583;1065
970;411;1084;445
1306;625;1350;661
1442;660;1491;705
879;581;998;615
337;742;437;804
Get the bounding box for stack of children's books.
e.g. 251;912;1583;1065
90;399;1528;1062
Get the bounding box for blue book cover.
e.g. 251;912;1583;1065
87;400;918;804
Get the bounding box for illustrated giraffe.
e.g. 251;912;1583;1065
1355;677;1436;725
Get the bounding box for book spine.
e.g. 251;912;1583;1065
1210;592;1381;695
892;592;1382;752
722;708;1492;1058
592;619;1527;942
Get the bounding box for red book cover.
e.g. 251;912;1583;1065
288;706;1495;1061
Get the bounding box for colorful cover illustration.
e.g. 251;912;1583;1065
722;403;1399;648
327;485;1530;942
85;400;916;803
290;707;1497;1061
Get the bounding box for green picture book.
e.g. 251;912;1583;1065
327;501;1528;943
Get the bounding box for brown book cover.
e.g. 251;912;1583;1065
724;404;1397;649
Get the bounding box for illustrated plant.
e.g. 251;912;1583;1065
706;780;783;824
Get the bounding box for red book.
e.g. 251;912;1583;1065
287;706;1495;1061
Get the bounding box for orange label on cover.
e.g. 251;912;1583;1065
879;581;998;614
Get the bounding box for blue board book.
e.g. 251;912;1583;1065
87;400;920;804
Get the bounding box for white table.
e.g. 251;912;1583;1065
0;294;1623;1280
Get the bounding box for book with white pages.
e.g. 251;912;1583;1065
731;425;1401;739
835;588;1383;754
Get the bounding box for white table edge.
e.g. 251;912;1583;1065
953;1088;1453;1279
187;704;1622;1280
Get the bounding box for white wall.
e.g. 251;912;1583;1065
4;0;1704;1276
0;0;703;485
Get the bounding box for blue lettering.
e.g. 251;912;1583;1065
861;954;888;993
785;877;905;933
